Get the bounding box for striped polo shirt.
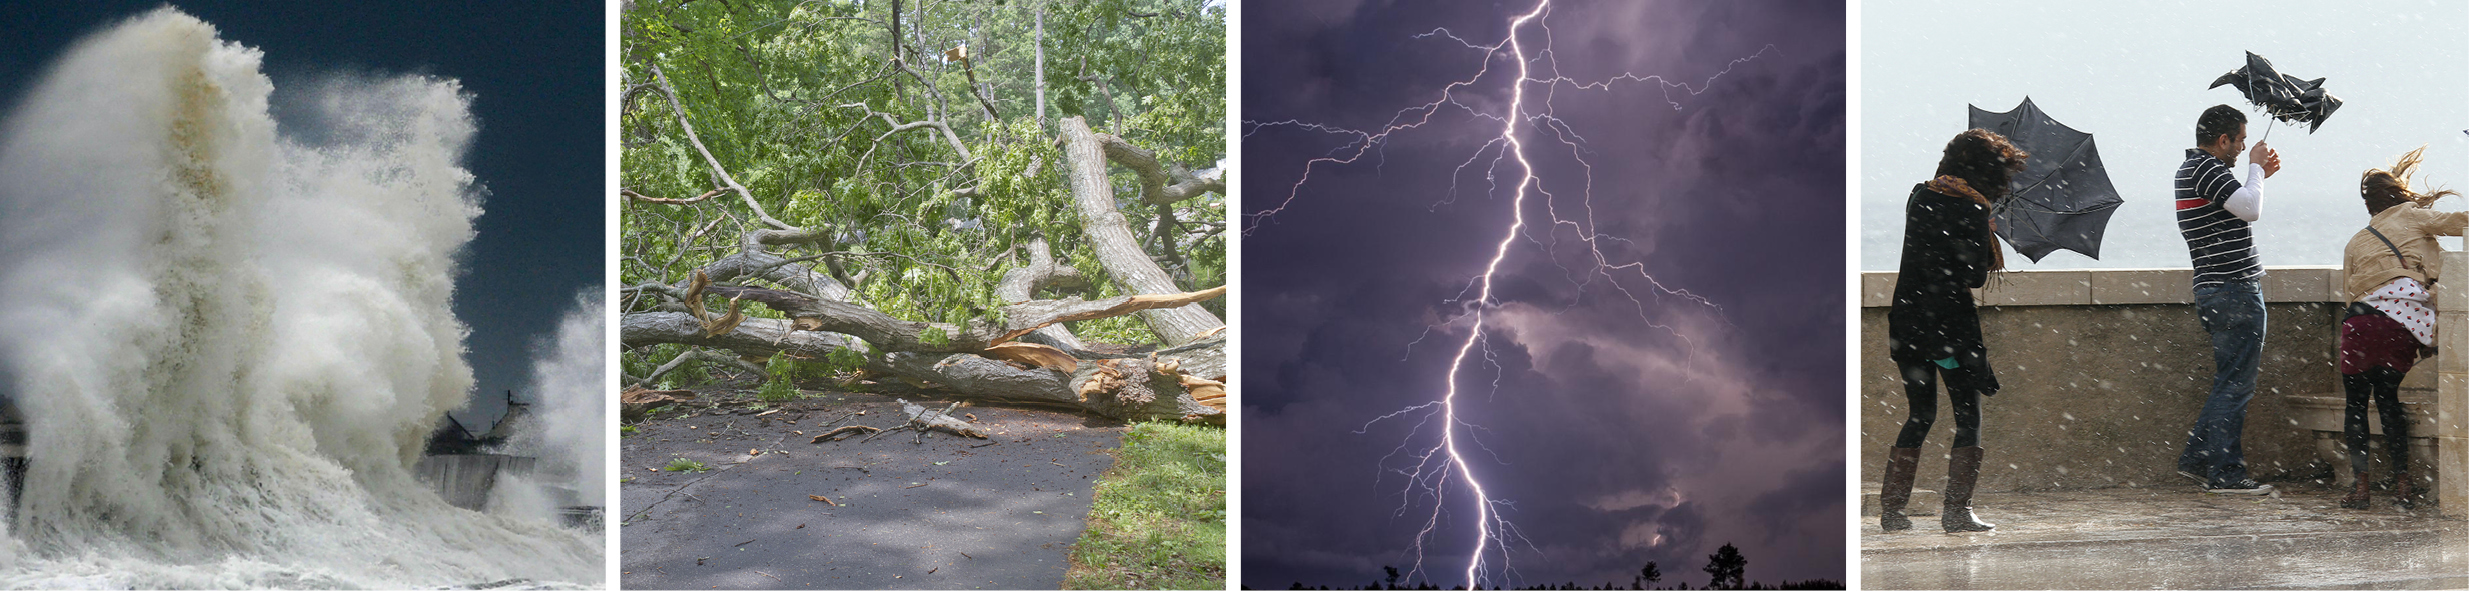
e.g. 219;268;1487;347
2175;149;2261;289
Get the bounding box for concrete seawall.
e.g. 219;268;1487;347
1859;265;2456;514
414;453;537;510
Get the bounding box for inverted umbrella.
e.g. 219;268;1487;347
2208;51;2342;139
1968;97;2123;262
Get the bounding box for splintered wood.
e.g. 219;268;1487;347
681;270;746;337
1180;375;1226;410
982;341;1079;372
1076;358;1158;407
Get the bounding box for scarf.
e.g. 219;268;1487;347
1927;175;1992;207
1926;175;2004;272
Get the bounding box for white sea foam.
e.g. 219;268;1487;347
0;9;599;588
495;290;606;525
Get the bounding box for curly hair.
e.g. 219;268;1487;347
1936;128;2029;204
2196;104;2247;148
2361;145;2459;213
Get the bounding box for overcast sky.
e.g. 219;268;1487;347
1243;1;1845;587
1862;0;2469;270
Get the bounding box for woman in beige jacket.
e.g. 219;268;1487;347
2336;146;2464;510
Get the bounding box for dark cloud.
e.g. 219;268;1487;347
1243;1;1844;588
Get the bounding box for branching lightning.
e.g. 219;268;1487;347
1247;2;1771;588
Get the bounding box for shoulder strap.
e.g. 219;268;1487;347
2366;226;2404;259
2365;226;2428;275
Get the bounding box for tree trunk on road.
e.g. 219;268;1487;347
1060;116;1222;345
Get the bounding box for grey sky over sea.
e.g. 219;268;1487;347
1862;0;2468;271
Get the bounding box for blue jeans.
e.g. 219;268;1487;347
2179;279;2264;485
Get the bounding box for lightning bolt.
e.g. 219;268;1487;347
1249;2;1770;588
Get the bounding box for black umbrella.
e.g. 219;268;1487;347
1968;97;2123;263
2208;51;2342;139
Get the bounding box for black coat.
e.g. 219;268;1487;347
1886;184;2001;392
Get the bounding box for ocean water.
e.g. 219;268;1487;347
491;291;606;528
0;9;598;588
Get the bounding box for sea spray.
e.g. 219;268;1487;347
494;289;606;527
0;9;597;587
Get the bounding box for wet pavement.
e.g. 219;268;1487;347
1862;486;2469;589
619;389;1125;590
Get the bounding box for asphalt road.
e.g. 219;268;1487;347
620;390;1126;590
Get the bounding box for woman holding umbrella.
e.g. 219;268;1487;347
2336;146;2462;510
1878;129;2024;533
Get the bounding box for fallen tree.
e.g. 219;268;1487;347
618;122;1228;423
619;279;1228;423
622;0;1227;423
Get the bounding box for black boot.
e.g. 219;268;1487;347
1942;446;1995;533
1879;447;1920;531
2340;477;2371;510
2385;394;2414;511
2342;450;2371;510
2394;471;2415;510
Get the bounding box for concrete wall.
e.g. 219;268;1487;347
1860;266;2391;492
2436;252;2469;517
414;453;536;510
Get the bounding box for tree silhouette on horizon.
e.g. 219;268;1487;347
1702;543;1747;590
1274;543;1840;590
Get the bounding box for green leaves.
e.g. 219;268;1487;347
915;325;950;346
756;376;800;402
622;0;1223;376
824;343;873;374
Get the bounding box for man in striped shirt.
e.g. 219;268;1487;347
2173;104;2283;495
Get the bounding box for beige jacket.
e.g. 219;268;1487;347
2343;204;2469;302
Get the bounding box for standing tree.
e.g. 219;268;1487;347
619;0;1226;422
1637;561;1661;589
1702;544;1747;590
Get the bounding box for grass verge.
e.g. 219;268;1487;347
1063;422;1227;589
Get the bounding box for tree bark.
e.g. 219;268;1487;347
702;227;854;300
622;313;1224;423
995;238;1091;354
896;399;986;439
691;282;1222;355
628;348;762;389
1060;116;1224;345
623;274;1227;424
958;48;999;121
621;312;857;360
869;337;1225;423
1096;132;1225;205
842;98;972;164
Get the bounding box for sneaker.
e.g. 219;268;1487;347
2175;469;2208;487
2203;479;2274;495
